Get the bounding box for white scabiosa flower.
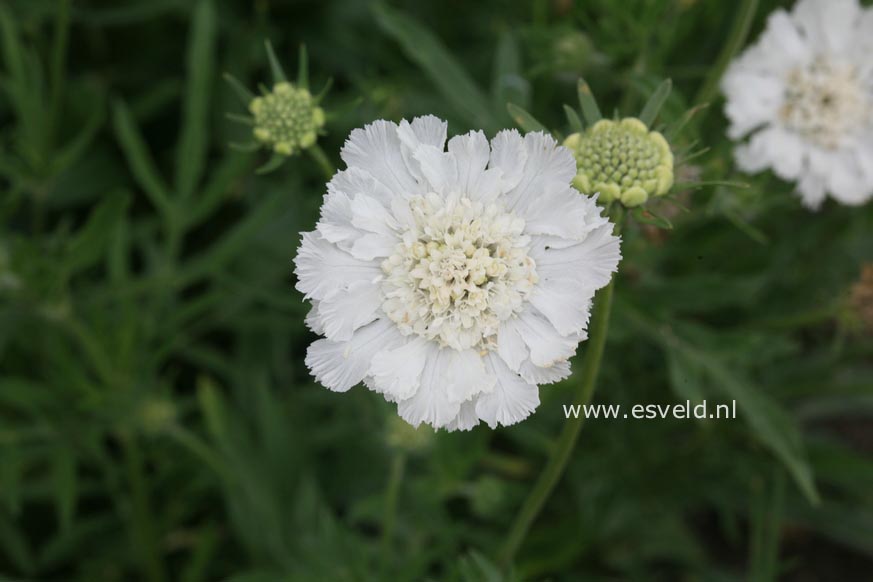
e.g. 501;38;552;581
294;116;621;431
721;0;873;209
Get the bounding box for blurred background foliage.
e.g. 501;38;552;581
0;0;871;580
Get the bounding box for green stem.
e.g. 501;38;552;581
499;275;616;566
380;453;406;573
692;0;759;113
123;436;166;582
307;144;336;180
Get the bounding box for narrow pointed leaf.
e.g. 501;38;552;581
638;78;672;127
297;43;308;89
264;40;287;84
176;0;216;200
632;207;673;229
223;73;254;104
374;4;498;132
111;100;173;217
563;104;583;133
507;103;547;133
577;77;602;125
255;152;287;175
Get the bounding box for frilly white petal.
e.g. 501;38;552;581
305;319;403;392
475;354;540;428
316;280;382;342
368;337;433;402
294;231;382;301
341;120;422;197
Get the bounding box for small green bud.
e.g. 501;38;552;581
249;83;323;156
565;117;675;207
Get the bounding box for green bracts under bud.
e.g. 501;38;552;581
564;117;674;207
250;82;325;156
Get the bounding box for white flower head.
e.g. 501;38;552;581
294;116;621;431
721;0;873;209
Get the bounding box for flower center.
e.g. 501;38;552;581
381;194;538;351
781;57;868;149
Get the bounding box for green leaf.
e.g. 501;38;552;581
563;105;583;134
492;30;528;113
576;77;602;126
638;78;672;127
665;347;705;405
67;190;130;274
631;206;673;230
296;43;308;89
52;450;77;533
0;512;35;575
749;469;785;582
667;332;818;504
374;4;498;132
111;99;173;217
223;72;255;105
197;376;227;445
665;102;709;140
264;39;287;85
188;152;254;225
506;103;547;133
255;152;287;175
176;0;217;200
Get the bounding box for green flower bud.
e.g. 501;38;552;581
565;117;674;207
249;82;325;156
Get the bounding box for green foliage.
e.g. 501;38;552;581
1;0;872;580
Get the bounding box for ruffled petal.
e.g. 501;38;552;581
341;120;422;196
397;349;460;428
445;400;480;432
489;129;528;192
529;225;622;294
294;231;382;301
316;280;382;342
443;349;495;403
516;186;610;242
501;132;577;210
369;337;434;402
475;354;540;428
305;319;403;392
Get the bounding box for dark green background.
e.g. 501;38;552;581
1;0;872;580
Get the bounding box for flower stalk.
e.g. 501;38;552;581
499;212;622;566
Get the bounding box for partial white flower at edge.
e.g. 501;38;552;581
294;116;621;431
721;0;873;209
